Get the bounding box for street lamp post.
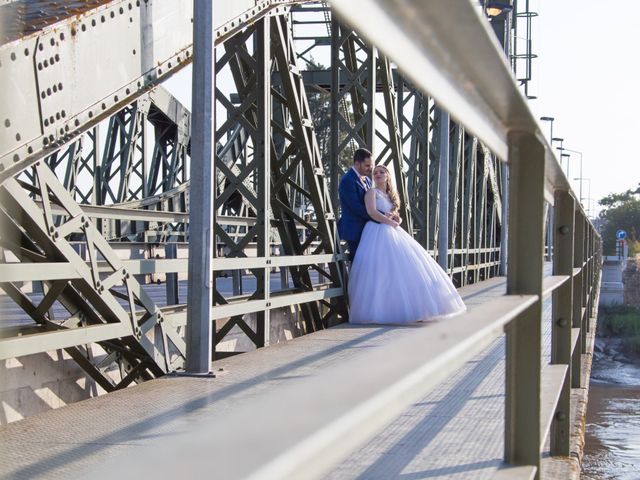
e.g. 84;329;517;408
551;137;564;158
540;116;554;141
560;148;583;202
560;153;571;180
573;177;591;212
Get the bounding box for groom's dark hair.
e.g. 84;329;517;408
353;148;372;164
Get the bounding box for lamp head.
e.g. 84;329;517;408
540;116;555;121
551;137;564;143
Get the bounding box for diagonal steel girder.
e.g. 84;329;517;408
223;15;344;337
0;162;186;384
0;0;313;186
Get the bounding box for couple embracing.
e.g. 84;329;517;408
338;148;466;325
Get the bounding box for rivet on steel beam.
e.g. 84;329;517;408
13;154;19;162
559;225;569;235
556;317;568;327
555;411;566;421
4;119;9;127
10;52;16;61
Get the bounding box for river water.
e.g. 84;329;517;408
582;352;640;479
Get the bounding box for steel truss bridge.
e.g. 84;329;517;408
0;1;600;478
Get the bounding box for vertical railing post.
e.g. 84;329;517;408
584;221;591;332
499;162;509;276
185;0;214;373
573;211;585;356
505;132;544;475
255;17;271;348
437;108;450;271
550;190;575;455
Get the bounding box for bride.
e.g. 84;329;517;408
348;164;466;324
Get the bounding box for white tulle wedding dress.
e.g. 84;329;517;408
348;189;466;324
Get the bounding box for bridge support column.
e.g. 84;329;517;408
505;131;544;475
437;108;449;271
185;0;214;373
551;189;575;456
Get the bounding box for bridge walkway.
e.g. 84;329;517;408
0;265;587;479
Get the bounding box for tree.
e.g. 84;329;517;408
598;188;640;255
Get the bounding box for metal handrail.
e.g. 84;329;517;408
106;1;601;478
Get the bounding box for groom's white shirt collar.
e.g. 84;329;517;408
351;166;368;188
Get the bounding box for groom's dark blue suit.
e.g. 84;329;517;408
338;168;372;261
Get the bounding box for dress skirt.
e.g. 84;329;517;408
348;221;466;324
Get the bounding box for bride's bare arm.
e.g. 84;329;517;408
388;210;402;225
365;190;399;227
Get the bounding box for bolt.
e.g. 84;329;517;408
556;317;568;327
559;225;570;235
555;411;566;421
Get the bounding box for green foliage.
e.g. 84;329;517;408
598;187;640;255
598;304;640;354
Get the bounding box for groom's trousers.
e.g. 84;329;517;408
347;239;360;263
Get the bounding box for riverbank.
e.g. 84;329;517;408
581;304;640;479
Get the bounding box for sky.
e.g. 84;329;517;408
164;1;640;217
527;0;640;215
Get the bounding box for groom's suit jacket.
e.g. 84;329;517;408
337;168;372;242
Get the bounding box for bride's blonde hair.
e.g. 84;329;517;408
374;164;400;213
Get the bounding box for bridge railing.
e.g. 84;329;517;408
111;1;601;478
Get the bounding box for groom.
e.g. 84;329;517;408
338;148;373;261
